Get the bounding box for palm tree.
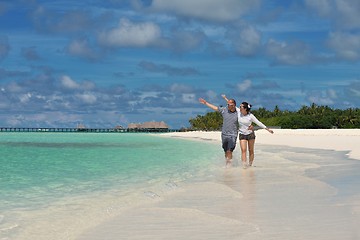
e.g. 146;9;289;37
273;105;281;117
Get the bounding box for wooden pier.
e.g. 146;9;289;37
0;127;174;133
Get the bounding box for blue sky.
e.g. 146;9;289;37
0;0;359;129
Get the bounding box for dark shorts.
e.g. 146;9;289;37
239;132;256;140
221;134;237;152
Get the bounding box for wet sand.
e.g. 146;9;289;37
78;129;360;240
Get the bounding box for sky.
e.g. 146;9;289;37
0;0;359;129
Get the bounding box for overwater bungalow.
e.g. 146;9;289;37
127;121;169;132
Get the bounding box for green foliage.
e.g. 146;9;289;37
259;117;282;127
189;104;360;130
278;114;315;129
189;111;223;131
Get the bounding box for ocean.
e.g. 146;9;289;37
0;132;222;239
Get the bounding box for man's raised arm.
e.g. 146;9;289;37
199;98;219;111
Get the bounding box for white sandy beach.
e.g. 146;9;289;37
78;129;360;240
160;129;360;160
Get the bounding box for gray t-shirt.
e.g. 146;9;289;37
219;107;238;137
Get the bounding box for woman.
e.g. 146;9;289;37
222;95;274;168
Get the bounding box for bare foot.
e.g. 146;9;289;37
242;161;248;169
226;159;232;168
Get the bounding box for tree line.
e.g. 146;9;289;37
188;103;360;130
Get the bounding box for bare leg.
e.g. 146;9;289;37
248;139;255;166
225;150;233;167
240;139;248;168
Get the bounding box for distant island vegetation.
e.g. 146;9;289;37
188;103;360;130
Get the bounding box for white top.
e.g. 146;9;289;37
237;108;267;135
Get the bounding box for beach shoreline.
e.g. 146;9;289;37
78;129;360;240
158;129;360;160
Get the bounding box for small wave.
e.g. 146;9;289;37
144;191;160;199
0;215;20;237
165;181;178;190
0;223;19;233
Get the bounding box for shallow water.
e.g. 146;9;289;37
0;132;222;239
260;145;360;200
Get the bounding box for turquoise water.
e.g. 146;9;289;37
1;133;221;208
0;132;222;238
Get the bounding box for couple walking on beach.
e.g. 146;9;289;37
199;95;274;169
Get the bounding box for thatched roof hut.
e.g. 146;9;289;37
127;121;169;131
141;121;168;129
127;123;141;129
76;123;86;129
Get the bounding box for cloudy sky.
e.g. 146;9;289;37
1;0;359;129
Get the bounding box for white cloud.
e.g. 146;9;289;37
305;0;360;30
60;75;95;91
205;90;217;102
19;93;32;103
201;25;226;39
98;18;161;47
335;0;360;29
327;89;337;99
6;115;25;126
151;0;261;22
76;92;97;104
69;40;88;55
169;83;193;93
307;94;334;106
327;32;360;61
275;89;306;98
61;75;80;89
67;38;96;59
181;93;196;103
7;82;23;93
305;0;333;17
306;88;342;106
237;79;252;93
170;30;205;52
233;26;261;56
349;88;360;97
265;39;311;65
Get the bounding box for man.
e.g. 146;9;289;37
199;97;238;167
